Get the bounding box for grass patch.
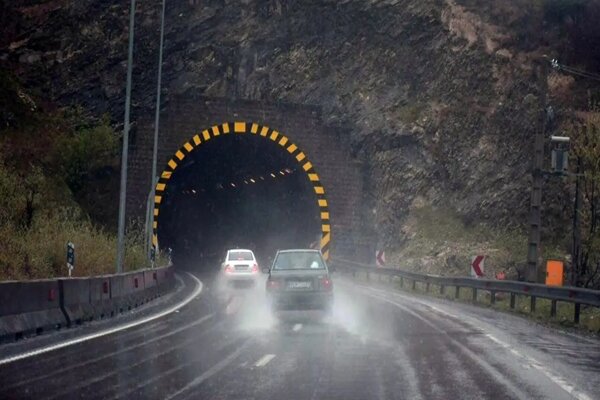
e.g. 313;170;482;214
390;205;563;280
0;211;166;281
396;103;425;124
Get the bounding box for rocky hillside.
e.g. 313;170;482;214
2;0;599;275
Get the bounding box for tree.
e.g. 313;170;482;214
571;110;600;288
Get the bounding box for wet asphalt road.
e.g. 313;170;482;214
1;272;599;400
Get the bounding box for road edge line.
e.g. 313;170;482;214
0;272;203;366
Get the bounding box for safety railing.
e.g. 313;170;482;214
330;259;600;324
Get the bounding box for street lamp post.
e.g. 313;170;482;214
147;0;166;262
116;0;137;273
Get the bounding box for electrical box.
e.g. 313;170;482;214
545;259;564;286
551;149;568;173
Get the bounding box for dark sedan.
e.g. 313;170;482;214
265;249;333;312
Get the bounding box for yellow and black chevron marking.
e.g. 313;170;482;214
152;121;331;260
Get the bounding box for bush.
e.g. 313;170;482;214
0;211;162;280
56;115;118;195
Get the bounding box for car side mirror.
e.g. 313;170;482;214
261;267;270;274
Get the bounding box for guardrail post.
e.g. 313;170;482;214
510;293;516;309
440;284;445;295
574;303;581;324
400;277;404;288
412;280;416;291
530;296;536;313
472;288;477;302
425;282;430;292
455;286;460;298
490;291;496;305
550;300;557;317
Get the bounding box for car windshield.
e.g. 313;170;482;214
228;251;254;261
272;252;325;270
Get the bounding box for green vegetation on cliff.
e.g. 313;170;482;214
0;71;148;280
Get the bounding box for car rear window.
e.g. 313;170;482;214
228;251;254;261
272;252;325;270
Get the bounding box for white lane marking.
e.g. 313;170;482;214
355;288;529;399
483;334;594;400
254;354;276;367
3;312;215;391
164;339;251;400
292;323;303;332
0;272;203;366
348;280;594;400
392;287;594;400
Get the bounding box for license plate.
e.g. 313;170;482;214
287;281;311;289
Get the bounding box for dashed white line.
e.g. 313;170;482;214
0;272;203;366
254;354;276;367
164;339;251;400
292;323;303;332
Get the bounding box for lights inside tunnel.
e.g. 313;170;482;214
179;167;298;194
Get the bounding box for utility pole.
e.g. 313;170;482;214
571;156;582;285
525;58;549;282
116;0;136;273
147;0;166;262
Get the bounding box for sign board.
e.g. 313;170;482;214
375;250;386;267
471;255;484;278
66;242;75;277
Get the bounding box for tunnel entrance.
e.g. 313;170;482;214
154;123;329;274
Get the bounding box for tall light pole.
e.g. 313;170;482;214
116;0;137;273
147;0;166;262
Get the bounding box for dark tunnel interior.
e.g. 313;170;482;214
157;134;322;274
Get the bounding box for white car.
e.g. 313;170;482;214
221;249;260;287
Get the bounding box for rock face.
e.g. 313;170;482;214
1;0;590;250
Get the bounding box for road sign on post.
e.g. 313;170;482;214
471;255;485;278
67;242;75;277
375;250;386;267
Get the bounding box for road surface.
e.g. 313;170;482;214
0;271;598;400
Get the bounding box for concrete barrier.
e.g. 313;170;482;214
89;276;113;319
109;270;158;313
109;273;129;313
0;279;66;342
144;270;158;300
60;278;91;326
0;266;176;343
156;267;175;291
128;271;146;306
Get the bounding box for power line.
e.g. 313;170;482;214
550;59;600;82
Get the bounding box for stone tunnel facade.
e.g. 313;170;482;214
128;95;373;261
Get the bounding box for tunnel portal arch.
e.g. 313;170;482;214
152;121;331;260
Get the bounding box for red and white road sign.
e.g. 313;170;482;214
375;250;386;267
471;255;485;278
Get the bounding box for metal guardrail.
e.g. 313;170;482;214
331;259;600;324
